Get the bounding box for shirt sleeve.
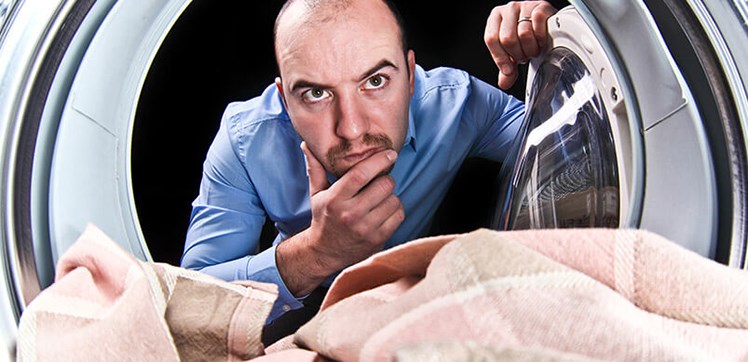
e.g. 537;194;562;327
181;115;304;322
464;75;526;161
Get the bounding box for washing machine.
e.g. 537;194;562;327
0;0;746;359
494;1;748;269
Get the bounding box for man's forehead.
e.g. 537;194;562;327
276;0;403;83
278;0;369;26
275;0;401;57
276;0;358;40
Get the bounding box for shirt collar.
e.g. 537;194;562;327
403;65;424;152
403;101;417;151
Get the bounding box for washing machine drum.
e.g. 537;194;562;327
494;4;748;270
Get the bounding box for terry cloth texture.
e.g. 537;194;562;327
17;224;277;361
288;228;748;361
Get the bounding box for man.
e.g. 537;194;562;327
182;0;556;339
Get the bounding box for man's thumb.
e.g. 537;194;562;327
301;142;330;196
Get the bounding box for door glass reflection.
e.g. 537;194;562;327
497;47;619;229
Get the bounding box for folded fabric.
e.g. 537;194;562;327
293;228;748;361
17;224;278;361
18;226;748;361
392;341;599;361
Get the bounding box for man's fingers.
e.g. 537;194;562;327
499;8;527;64
517;15;539;60
498;69;519;90
368;193;403;228
355;175;396;212
376;201;405;240
301;142;330;196
485;1;558;89
331;149;397;199
484;9;515;83
518;2;558;58
532;3;558;49
485;5;525;90
343;192;402;244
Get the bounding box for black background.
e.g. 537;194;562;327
132;0;569;265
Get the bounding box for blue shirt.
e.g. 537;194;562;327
181;65;524;322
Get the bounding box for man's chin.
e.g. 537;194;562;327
332;162;395;180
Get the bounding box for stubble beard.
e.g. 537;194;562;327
327;133;395;178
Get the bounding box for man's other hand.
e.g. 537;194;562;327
484;1;557;90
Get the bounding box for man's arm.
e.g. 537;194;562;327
181;116;268;281
183;104;402;321
182;114;317;322
484;1;558;89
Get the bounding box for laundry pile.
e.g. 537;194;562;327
17;225;748;361
16;225;276;361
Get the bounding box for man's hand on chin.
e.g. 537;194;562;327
275;142;404;297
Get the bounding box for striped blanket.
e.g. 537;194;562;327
17;226;748;361
266;228;748;361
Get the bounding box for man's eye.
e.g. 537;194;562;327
363;75;388;90
302;88;331;102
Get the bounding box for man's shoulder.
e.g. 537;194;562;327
223;83;290;129
217;83;300;159
413;65;472;99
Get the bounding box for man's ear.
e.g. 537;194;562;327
407;50;416;96
275;77;288;106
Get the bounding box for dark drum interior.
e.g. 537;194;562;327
132;0;570;266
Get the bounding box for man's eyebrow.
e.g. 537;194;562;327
289;59;399;93
358;59;398;82
290;80;331;94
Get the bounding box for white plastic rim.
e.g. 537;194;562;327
49;0;192;266
687;0;748;266
0;0;747;360
560;0;746;265
0;0;82;357
0;0;191;358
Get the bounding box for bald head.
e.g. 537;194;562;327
273;0;408;68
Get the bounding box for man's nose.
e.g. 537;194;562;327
334;94;369;141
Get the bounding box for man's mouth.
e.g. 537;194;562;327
326;133;395;177
342;147;384;165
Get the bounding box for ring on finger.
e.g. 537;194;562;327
517;16;532;25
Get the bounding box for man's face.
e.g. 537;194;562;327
275;0;415;178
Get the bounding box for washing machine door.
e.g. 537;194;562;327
497;45;624;231
494;2;748;269
0;0;194;357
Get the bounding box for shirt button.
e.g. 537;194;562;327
282;305;291;312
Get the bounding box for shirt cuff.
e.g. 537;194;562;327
246;244;305;323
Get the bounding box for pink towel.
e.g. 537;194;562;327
17;224;278;361
19;226;748;361
289;228;748;361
